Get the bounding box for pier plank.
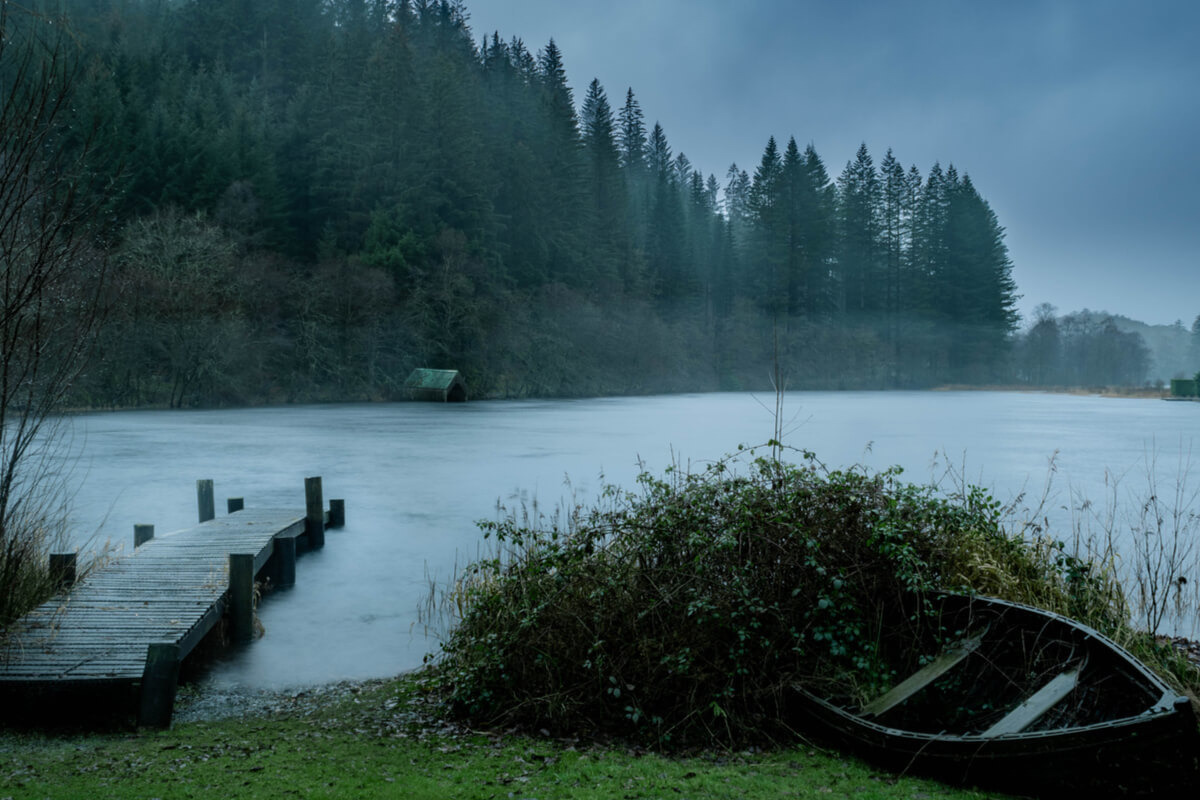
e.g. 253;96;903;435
0;508;306;688
0;489;342;729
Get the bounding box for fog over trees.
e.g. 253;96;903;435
11;0;1185;405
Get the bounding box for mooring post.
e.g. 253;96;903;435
329;498;345;528
275;535;296;587
197;479;215;523
229;553;255;643
138;642;181;729
227;497;244;514
48;553;76;588
134;524;155;548
304;476;325;549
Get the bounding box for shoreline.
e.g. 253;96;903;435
930;384;1169;399
60;384;1175;416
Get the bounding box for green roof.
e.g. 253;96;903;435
404;368;463;391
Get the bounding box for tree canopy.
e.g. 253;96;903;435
16;0;1064;405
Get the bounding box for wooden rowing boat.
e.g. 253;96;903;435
787;593;1200;798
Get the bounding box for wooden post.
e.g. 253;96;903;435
304;476;325;549
275;535;296;588
227;497;244;514
197;479;215;523
138;642;181;728
134;524;155;548
49;553;76;588
329;498;345;528
229;553;255;643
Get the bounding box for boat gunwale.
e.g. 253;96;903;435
792;592;1189;745
793;684;1188;749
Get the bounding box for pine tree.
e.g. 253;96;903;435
724;164;750;226
580;78;629;290
535;38;587;283
880;149;905;322
943;173;1019;379
647;122;672;177
781;137;806;319
836;143;882;318
911;162;950;318
481;34;552;287
645;123;686;305
618;87;647;173
1191;315;1200;371
747;136;785;315
801;144;836;318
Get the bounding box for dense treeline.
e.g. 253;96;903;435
1013;305;1200;388
31;0;1028;404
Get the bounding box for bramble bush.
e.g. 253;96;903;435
430;446;1154;746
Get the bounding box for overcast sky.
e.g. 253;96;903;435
463;0;1199;328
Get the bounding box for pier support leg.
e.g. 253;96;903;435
274;536;296;588
229;553;255;644
197;479;215;523
134;524;155;548
227;497;244;514
49;553;76;588
305;477;325;549
139;642;181;728
329;498;345;528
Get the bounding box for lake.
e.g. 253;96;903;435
54;391;1200;690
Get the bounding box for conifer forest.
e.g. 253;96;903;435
4;0;1181;407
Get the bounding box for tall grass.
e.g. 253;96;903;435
929;442;1200;692
1068;445;1200;638
0;419;104;633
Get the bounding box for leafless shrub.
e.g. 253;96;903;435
0;3;110;628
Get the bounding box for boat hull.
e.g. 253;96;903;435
787;594;1200;798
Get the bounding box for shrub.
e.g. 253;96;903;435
0;7;107;634
431;447;1134;747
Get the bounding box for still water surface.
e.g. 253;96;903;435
57;391;1200;689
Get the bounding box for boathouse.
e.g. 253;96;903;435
403;368;467;402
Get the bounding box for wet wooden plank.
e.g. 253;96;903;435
982;669;1081;737
0;508;306;686
862;630;986;717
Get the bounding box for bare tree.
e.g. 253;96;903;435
0;2;108;626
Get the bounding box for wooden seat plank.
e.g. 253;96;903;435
982;668;1081;737
862;630;986;717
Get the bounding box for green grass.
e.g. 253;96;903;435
0;675;1011;800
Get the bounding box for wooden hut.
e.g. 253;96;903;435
403;368;468;402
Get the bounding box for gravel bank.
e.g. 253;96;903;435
172;677;396;724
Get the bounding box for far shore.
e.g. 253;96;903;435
930;384;1171;399
57;383;1184;415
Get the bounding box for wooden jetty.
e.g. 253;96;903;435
0;477;344;728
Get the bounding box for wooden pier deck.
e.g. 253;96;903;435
0;479;343;727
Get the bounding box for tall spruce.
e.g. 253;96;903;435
645;123;687;305
535;38;586;283
748;136;785;316
836;143;882;319
580;78;628;290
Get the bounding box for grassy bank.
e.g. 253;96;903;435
0;674;1010;800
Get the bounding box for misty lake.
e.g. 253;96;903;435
55;391;1200;692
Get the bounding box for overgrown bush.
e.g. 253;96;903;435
431;447;1139;746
